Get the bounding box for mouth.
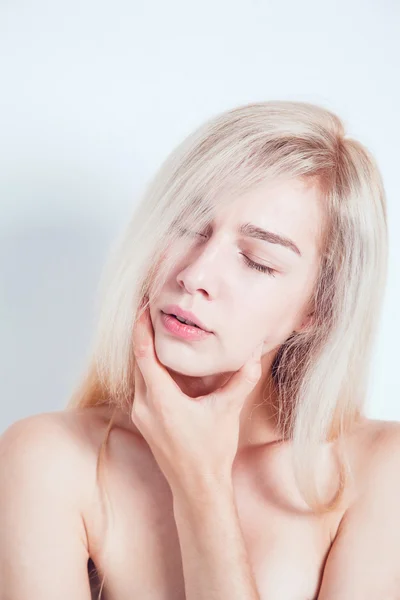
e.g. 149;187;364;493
161;304;213;333
168;314;200;327
160;311;213;340
162;311;204;330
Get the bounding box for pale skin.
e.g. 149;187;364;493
147;177;323;450
1;176;400;599
132;304;265;599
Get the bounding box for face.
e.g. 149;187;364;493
149;176;325;396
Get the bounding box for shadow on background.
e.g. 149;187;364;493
0;218;116;431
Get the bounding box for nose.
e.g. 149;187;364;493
176;237;226;298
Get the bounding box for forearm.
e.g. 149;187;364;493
171;480;261;600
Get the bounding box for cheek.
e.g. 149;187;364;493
231;291;303;348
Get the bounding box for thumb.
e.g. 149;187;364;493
218;342;264;408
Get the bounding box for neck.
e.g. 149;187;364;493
167;350;284;452
107;351;284;452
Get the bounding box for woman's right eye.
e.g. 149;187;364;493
177;227;207;239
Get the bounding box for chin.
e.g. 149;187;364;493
165;361;209;378
156;350;212;378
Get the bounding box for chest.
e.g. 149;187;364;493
86;440;341;600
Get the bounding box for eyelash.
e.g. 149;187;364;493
240;253;276;276
177;228;277;277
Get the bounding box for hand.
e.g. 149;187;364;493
132;304;264;493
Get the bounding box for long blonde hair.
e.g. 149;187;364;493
66;100;388;598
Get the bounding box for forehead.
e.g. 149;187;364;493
213;177;326;258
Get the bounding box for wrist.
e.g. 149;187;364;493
171;474;234;513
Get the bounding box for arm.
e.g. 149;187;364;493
0;414;92;599
318;424;400;599
172;480;260;600
131;305;264;599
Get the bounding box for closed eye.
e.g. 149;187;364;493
177;227;277;277
177;227;206;239
240;253;277;276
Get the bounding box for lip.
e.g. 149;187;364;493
160;312;212;341
161;304;212;333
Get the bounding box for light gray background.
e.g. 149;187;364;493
1;0;399;432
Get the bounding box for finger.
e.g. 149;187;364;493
131;361;152;429
133;306;181;399
215;342;264;409
133;306;154;359
134;360;147;401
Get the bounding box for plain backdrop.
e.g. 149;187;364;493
1;0;399;432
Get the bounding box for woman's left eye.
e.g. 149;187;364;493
241;254;277;277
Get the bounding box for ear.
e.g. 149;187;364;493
295;311;315;334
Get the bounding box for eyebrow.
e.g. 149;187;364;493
238;222;302;257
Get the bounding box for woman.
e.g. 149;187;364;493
1;100;399;600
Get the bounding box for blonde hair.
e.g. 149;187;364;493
66;100;388;598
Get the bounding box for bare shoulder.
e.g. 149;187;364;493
317;418;400;598
0;409;100;502
322;415;400;526
1;407;106;459
342;416;400;486
355;416;400;486
0;406;124;516
0;408;116;599
354;415;400;445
